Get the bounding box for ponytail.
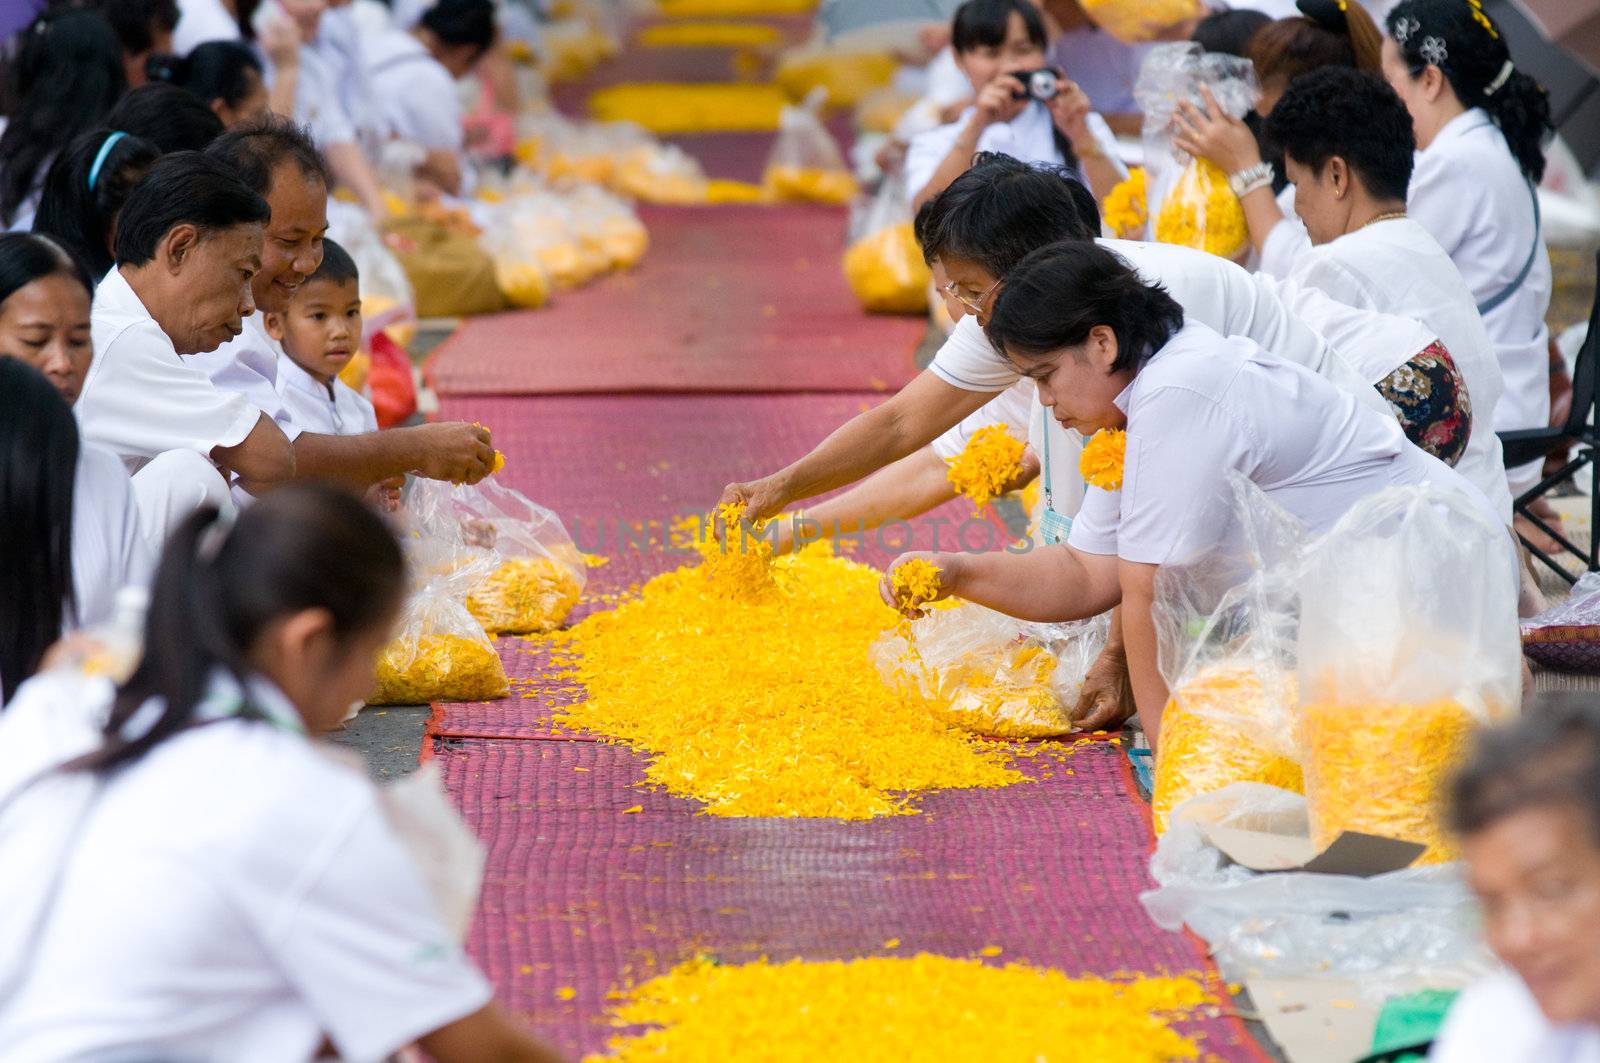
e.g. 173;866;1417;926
1250;0;1383;95
1386;0;1551;182
76;483;407;772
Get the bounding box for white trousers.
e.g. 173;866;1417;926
128;451;234;560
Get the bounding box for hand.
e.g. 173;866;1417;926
716;476;789;525
972;74;1027;127
879;551;959;616
1171;84;1260;175
1047;78;1094;149
413;421;495;485
258;8;302;68
365;475;404;513
1002;445;1041;495
1072;640;1136;732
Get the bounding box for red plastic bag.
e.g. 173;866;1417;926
369;330;417;428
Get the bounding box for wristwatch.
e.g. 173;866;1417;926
1227;161;1275;199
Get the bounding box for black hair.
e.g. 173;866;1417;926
203;113;330;198
1451;694;1600;842
147;40;263;111
1264;68;1415;203
82;0;180;57
76;483;406;770
0;358;79;706
104;82;226;154
307;237;359;287
951;0;1048;54
1386;0;1551;182
0;231;94;308
113;151;269;267
419;0;497;56
1192;9;1271;58
34;128;163;278
917;152;1098;277
0;9;127;228
984;241;1185;374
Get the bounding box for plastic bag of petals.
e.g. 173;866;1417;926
773;47;899;110
872;603;1109;739
1135;44;1256;259
1081;0;1205;42
370;536;508;706
1150;474;1306;834
1521;571;1600;672
763;90;859;205
842;173;931;314
1296;485;1522;864
407;478;587;637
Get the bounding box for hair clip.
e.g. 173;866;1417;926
1484;59;1514;94
1419;35;1448;66
1393;16;1421;44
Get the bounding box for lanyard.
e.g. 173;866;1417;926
1036;405;1073;546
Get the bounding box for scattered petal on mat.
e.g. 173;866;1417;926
621;805;644;814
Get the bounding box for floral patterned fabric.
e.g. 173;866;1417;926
1375;340;1472;467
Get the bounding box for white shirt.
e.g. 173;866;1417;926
1430;971;1600;1063
362;29;464;153
905;102;1121;203
315;4;384;153
0;672;492;1063
71;444;153;630
276;355;378;437
190;313;303;442
173;0;241;54
929;238;1388;417
1067;322;1486;564
79;269;261;475
1409;109;1552;436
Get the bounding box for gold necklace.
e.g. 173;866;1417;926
1360;210;1408;230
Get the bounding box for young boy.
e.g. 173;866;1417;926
267;238;401;509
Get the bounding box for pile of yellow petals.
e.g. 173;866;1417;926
773;50;899;110
890;557;942;610
586;954;1212;1062
589;83;789;134
467;557;583;635
636;20;781;47
1080;0;1206;42
944;423;1026;508
1152;664;1303;835
1103;166;1148;238
842;222;932;315
1302;698;1476;863
656;0;815;14
549;538;1022;818
1154;159;1249;260
1079;428;1127;491
370;633;509;705
762;164;859;205
703;177;769;204
495;259;550;309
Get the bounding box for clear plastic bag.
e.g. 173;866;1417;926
763;90;859;205
1141;782;1494;998
370;539;508;705
1296;486;1522;864
408;478;586;637
1151;476;1306;834
1081;0;1207;43
1135;44;1256;259
1521;570;1600;672
873;604;1110;739
841;174;931;315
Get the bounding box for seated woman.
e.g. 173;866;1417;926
906;0;1123;208
361;0;497;198
882;241;1493;742
0;236;151;656
148;39;271;128
33;129;162;279
1258;68;1508;508
77;151;294;547
0;484;563;1062
1430;697;1600;1062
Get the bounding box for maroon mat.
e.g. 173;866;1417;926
437;736;1272;1061
423;205;921;397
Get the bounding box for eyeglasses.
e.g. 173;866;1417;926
941;277;1002;315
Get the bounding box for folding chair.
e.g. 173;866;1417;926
1500;250;1600;584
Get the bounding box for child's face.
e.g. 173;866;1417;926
266;277;362;385
956;11;1047;94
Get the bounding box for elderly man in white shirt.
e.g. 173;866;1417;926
76;152;295;556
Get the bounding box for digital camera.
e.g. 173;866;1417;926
1010;69;1060;102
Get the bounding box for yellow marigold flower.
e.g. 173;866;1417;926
1102;166;1147;238
1155;159;1249;259
635;21;782;48
944;424;1025;509
586;954;1211;1062
890;558;942;609
1079;0;1205;42
1078;428;1126;491
589;83;789;135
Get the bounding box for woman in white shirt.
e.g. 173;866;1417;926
906;0;1124;208
0;484;561;1062
882;242;1492;744
1428;698;1600;1063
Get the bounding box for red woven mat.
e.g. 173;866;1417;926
423;205;921;397
437;737;1272;1061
